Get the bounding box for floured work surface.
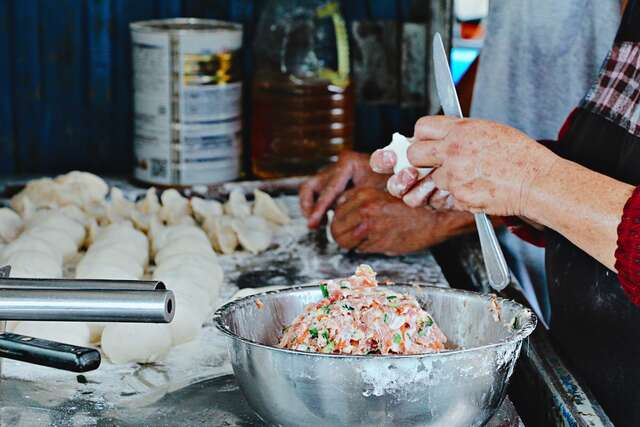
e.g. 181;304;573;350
0;179;459;426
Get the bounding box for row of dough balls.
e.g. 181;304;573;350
100;223;225;364
0;208;86;278
4;207;89;343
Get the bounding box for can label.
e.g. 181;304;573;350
131;19;243;186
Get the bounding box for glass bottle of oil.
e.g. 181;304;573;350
251;0;353;178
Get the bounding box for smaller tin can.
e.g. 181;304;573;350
131;18;243;186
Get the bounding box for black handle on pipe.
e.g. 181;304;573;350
0;332;101;372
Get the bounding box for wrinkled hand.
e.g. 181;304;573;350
330;187;473;255
300;151;387;228
370;116;557;216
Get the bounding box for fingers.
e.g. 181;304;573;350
386;167;419;197
356;236;387;254
402;177;437;208
299;176;322;218
333;219;369;250
427;189;451;210
407;140;445;168
413;115;460;141
370;149;396;174
307;164;354;228
332;191;369;238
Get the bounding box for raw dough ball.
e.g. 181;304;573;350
204;215;238;254
101;323;172;364
171;281;213;321
152;224;210;253
75;263;139;280
5;250;63;278
168;303;202;346
383;132;432;178
2;235;64;265
154;236;215;266
190;197;223;223
153;264;222;300
0;208;23;243
253;189;290;225
76;249;143;279
13;321;91;347
224;189;251;218
231;216;273;254
24;226;78;261
26;211;86;246
154;252;219;274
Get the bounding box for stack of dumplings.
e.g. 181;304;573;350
0;171;292;365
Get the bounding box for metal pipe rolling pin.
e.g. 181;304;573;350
0;278;166;291
0;289;174;322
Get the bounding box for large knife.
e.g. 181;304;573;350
432;32;510;291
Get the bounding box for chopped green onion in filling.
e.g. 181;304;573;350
320;283;329;298
309;327;318;338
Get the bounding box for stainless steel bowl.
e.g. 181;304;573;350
214;283;536;427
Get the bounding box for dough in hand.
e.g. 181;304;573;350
13;321;91;347
232;216;272;254
383;133;431;178
253;189;290;225
224;189;251;218
101;323;172;364
0;208;23;243
204;215;238;254
190;197;223;223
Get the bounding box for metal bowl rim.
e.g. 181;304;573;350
214;282;537;360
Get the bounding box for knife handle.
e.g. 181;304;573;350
474;213;510;291
0;332;101;372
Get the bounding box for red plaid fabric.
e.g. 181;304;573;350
581;41;640;137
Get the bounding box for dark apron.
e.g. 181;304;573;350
546;44;640;426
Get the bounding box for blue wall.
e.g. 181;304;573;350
0;0;431;176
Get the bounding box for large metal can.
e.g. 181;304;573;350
130;18;243;186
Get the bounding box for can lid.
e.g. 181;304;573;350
130;18;242;34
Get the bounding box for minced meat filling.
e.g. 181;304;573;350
278;265;447;355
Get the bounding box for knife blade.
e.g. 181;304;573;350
432;32;511;291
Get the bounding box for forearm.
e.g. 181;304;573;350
526;157;634;271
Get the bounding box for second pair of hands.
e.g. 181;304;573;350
299;151;474;255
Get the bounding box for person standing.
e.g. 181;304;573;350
468;0;620;325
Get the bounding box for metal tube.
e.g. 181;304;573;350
0;278;166;291
0;289;174;322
